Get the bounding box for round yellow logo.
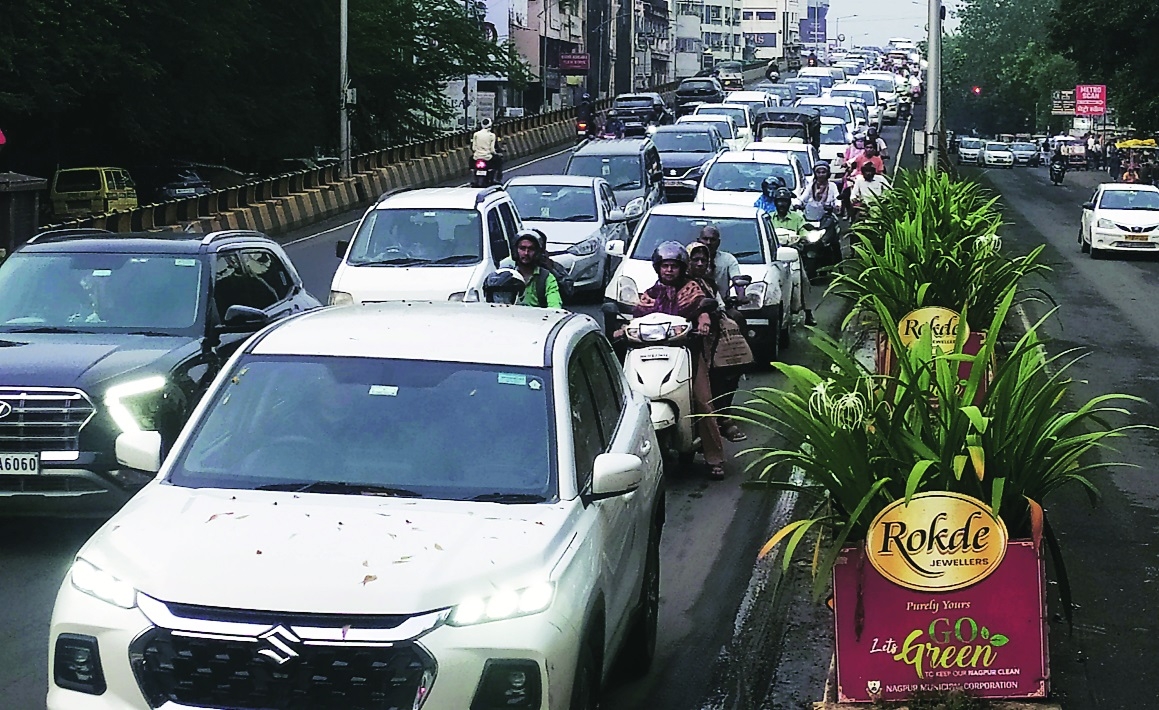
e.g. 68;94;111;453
865;492;1008;592
897;307;968;353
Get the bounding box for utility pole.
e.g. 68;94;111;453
925;0;942;171
339;0;351;178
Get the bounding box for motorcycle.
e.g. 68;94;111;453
620;312;700;471
471;156;501;188
576;117;598;144
1049;161;1066;186
801;209;842;280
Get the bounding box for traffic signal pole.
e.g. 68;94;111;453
925;0;942;170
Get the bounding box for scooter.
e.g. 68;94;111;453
576;117;598;144
1049;161;1066;186
621;312;699;471
773;229;808;314
801;210;841;280
471;156;501;188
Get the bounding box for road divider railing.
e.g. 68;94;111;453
38;66;766;237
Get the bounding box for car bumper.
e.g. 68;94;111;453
882;105;899;119
0;455;145;517
48;584;582;710
1013;155;1039;165
1091;229;1159;251
662;177;701;202
985;157;1014;166
552;251;604;291
734;303;783;346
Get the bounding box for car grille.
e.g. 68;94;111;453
0;388;95;453
130;629;437;710
664;166;696;180
1115;223;1158;233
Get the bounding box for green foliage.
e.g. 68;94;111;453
830;169;1050;328
943;0;1079;135
0;0;516;175
1050;0;1159;132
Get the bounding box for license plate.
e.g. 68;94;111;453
639;351;671;361
174;187;197;195
1125;234;1149;242
664;179;683;187
0;453;39;475
747;319;770;326
475;170;488;176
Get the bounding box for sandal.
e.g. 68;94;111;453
709;464;726;480
724;426;748;443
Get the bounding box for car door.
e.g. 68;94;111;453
485;206;511;267
1082;188;1100;242
238;248;302;321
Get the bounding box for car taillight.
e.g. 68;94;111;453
475;160;487;169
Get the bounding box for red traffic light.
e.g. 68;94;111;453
971;85;982;95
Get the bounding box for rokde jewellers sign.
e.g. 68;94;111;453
834;493;1048;702
898;307;967;354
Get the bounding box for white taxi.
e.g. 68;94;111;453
1079;183;1159;258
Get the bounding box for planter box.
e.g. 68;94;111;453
832;541;1048;702
875;329;994;405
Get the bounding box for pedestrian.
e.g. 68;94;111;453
1108;144;1122;180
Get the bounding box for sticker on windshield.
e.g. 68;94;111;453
174;258;197;267
498;373;527;386
540;207;551;218
601;164;611;176
91;269;112;277
369;385;399;397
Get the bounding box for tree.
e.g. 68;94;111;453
1051;0;1159;132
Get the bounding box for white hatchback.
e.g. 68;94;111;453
676;114;746;151
695;151;806;207
1080;183;1159;258
692;103;756;147
47;304;665;710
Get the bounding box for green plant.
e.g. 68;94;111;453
831;169;1050;328
730;287;1145;601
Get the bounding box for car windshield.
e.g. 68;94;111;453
614;97;653;109
1100;190;1159;211
567;155;643;190
800;73;834;88
679;118;734;139
703;161;797;193
986;143;1009;151
804;104;850;121
1012;143;1036;151
347;208;482;266
820;123;850;145
716;61;743;73
508;184;598;222
856;78;896;93
786;81;820;96
652;131;715;153
832;88;874;104
0;251;204;334
631;215;765;264
680;80;717;92
766;86;793;101
697;106;748;128
167;355;556;501
959;139;983;149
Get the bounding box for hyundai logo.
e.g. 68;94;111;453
0;402;11;419
257;625;301;665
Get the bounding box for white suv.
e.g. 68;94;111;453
47;304;665;710
330;186;522;305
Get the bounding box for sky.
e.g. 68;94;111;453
825;0;962;49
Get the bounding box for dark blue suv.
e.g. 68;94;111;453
0;228;321;515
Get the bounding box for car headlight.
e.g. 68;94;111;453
70;558;137;609
329;290;354;306
616;275;640;306
448;583;555;626
805;228;825;244
1096;218;1116;230
738;282;766;310
567;237;602;257
104;376;166;433
624;197;646;218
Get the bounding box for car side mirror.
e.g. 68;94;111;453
219;305;269;332
589;453;643;499
1082;201;1095;210
607;208;627;223
335;239;350;259
606;239;626;257
116;430;162;474
776;246;799;263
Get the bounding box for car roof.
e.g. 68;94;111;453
251;303;584;367
678;115;736;125
724;91;769;100
832;83;874;92
18;229;275;255
652;124;715;134
646;202;762;219
573;138;649;156
1100;183;1159;193
798;97;852;106
746;141;811;152
506;175;600;188
714;151;792;165
616;93;661;100
373;187;496;210
820;116;846;125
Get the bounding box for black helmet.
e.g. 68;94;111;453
483;268;527;304
651;241;690;274
761;175;786;197
512;228;546;254
582;92;591;101
867;125;879;138
773;187;794;206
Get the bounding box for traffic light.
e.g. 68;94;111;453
971;85;982;96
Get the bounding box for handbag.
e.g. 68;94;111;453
712;313;755;368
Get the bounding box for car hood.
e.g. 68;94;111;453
334;263;487;302
0;333;191;389
612;186;646;205
1095;209;1159;228
695;187;761;209
521;220;602;249
84;485;579;614
659;152;716;171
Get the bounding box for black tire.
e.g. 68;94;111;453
618;526;661;679
761;311;782;364
1080;228;1090;254
1090;244;1104;260
569;640;599;710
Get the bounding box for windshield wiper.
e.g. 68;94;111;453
430;254;481;264
612;182;642;190
561;214;597;222
3;326;95;334
469;492;549;503
732;250;760;258
255;481;424;497
355;257;431;266
126;330;174;337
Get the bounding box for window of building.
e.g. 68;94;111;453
742;10;753;20
757;11;776;21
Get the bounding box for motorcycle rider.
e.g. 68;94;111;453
801;162;841;222
850;141;886;177
633;241;727;480
866;126;889;160
499;229;563;308
576;92;597;138
761;185;816;326
848;161;890;220
696;225;741;298
471;117;503;182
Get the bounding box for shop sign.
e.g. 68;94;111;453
1075;84;1107;116
897;307;967;353
560;52;590;74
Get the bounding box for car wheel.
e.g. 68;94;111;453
1090;244;1104;259
1079;227;1090;254
618;525;661;679
569;640;599;710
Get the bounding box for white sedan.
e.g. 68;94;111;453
505;175;631;298
982;142;1015;168
676;114;746;151
1079;183;1159;258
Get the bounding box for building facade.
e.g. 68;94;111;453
739;0;800;64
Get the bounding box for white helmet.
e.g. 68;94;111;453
480;117;493;130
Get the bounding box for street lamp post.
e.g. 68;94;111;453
925;0;942;170
339;0;351;179
833;15;857;49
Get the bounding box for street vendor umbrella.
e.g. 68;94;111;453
1116;138;1158;149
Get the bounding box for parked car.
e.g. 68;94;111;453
131;163;213;204
50;167;138;219
651;124;729;202
0;228;321;515
566;138;665;225
603;202;799;361
47;303;665;710
504;175;632;297
674;77;726;116
330;186;521;305
1079;183;1159;258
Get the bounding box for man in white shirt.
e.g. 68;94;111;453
849;162;890;219
471;117;503;181
696;225;741;296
